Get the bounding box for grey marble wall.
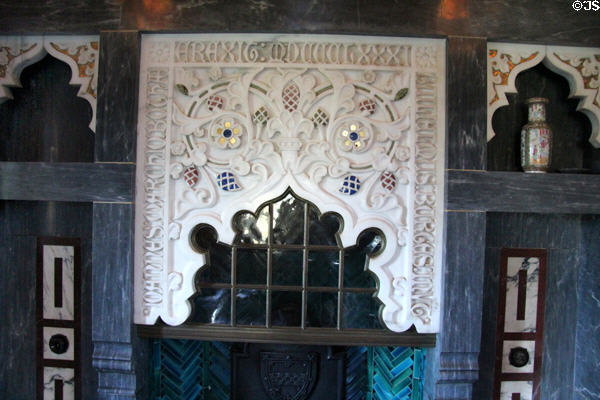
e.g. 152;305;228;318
92;30;149;400
0;201;96;400
2;1;599;47
574;215;600;400
92;203;150;399
425;212;486;400
95;31;140;163
423;36;488;400
476;213;583;400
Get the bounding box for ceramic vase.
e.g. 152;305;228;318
521;97;552;173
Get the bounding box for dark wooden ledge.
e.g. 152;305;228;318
0;162;134;203
447;170;600;214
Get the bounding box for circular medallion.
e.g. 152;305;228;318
508;347;529;368
49;334;70;355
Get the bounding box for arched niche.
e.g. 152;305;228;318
0;54;95;162
488;43;600;148
0;35;99;132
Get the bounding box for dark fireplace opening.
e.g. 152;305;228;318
150;339;425;399
232;343;345;400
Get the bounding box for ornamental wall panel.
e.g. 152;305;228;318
134;34;446;333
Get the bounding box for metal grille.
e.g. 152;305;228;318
190;188;384;331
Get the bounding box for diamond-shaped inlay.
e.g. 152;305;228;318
380;171;397;192
217;172;242;192
183;166;199;187
282;82;300;112
312;108;330;126
358;99;376;115
253;106;270;125
339;175;361;195
207;95;224;111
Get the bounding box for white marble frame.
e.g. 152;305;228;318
42;245;75;321
43;367;75;400
488;42;600;147
43;326;75;361
500;380;533;400
134;34;446;333
0;35;99;131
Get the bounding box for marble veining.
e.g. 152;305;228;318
573;215;600;400
43;245;74;321
43;367;74;400
504;257;539;333
43;326;75;361
95;31;139;163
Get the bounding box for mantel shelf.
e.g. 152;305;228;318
447;170;600;214
2;163;599;214
137;324;436;348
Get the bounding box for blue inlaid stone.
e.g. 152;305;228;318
349;131;359;141
339;175;361;195
216;172;241;192
223;129;232;138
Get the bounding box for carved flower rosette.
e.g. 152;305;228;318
134;34;446;333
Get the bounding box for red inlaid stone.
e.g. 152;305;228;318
380;171;397;192
183;166;199;187
359;98;376;114
207;95;224;111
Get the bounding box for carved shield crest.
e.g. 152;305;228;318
260;351;318;400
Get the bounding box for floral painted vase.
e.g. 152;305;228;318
521;97;552;173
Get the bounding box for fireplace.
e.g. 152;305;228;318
151;340;425;399
133;32;444;399
132;32;444;400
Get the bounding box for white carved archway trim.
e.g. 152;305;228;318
0;35;99;132
488;42;600;147
134;34;446;333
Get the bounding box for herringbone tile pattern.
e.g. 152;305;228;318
346;346;425;400
152;339;230;400
152;340;424;400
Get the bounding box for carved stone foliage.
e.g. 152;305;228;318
0;36;99;132
488;43;600;147
134;35;446;333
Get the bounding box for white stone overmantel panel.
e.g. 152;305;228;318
134;34;446;333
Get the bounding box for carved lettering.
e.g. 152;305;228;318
411;72;438;325
141;67;169;310
173;40;410;67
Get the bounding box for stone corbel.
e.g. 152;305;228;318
0;35;99;132
488;42;600;147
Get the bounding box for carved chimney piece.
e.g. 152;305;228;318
134;34;446;333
